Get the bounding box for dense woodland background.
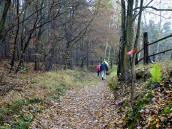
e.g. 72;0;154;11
0;0;120;73
1;0;172;73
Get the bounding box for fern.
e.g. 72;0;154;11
150;64;162;83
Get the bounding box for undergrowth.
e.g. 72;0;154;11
125;62;172;128
126;91;154;129
34;70;98;100
150;64;163;83
108;65;119;95
0;98;43;129
0;70;98;128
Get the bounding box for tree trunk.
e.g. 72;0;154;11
0;0;11;40
10;0;20;73
117;0;126;81
34;0;45;71
131;0;144;108
125;0;134;80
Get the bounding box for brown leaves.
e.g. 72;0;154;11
31;82;126;128
133;79;172;128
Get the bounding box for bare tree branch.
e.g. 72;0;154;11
134;0;154;19
134;6;172;11
144;10;171;19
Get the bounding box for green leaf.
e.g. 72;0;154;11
150;64;162;83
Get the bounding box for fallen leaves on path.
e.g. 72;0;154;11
31;81;125;129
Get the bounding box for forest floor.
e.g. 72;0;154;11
1;62;172;129
0;66;127;129
31;80;124;129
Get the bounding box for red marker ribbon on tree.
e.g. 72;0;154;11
127;49;138;56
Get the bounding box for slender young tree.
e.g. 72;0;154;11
0;0;11;40
10;0;20;73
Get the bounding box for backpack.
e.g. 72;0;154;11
96;65;101;72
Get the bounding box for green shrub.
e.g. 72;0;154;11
20;66;29;73
108;65;118;95
150;64;163;83
11;114;33;129
127;91;154;129
161;102;172;115
0;98;43;128
108;76;119;94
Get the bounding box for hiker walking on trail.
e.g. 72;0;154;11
100;61;108;80
96;63;101;76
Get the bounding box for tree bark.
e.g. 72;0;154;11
15;4;39;73
131;0;144;108
34;0;45;71
0;0;11;40
117;0;126;80
10;0;20;73
118;0;134;81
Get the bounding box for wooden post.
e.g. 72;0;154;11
143;32;149;64
135;54;138;65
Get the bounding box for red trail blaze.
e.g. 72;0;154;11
127;49;138;56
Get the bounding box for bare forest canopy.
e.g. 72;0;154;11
1;0;172;73
0;0;119;73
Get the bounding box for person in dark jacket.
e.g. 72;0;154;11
100;61;108;80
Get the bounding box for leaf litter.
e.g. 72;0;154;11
31;81;125;129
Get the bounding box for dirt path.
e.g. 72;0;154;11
32;81;124;129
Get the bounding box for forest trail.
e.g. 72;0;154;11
32;81;124;129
